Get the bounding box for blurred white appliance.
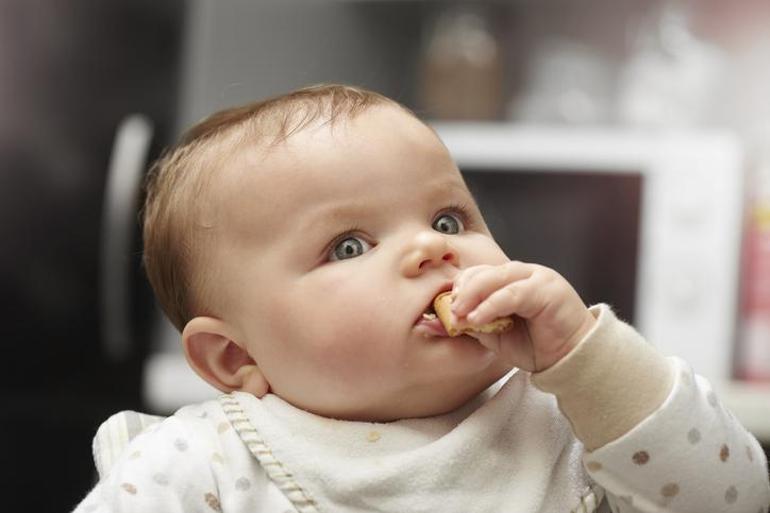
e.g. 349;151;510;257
141;124;745;412
433;124;744;386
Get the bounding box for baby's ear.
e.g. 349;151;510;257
182;317;270;398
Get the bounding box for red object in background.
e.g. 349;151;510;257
737;202;770;381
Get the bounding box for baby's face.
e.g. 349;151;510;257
209;105;512;421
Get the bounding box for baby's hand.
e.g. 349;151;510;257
450;261;596;372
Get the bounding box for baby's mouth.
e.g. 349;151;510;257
415;300;450;337
421;303;438;322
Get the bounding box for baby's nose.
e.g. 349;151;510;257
400;231;458;277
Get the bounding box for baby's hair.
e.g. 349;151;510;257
142;84;406;331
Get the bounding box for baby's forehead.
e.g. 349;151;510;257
219;104;421;170
205;104;454;215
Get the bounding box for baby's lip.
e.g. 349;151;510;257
414;313;450;337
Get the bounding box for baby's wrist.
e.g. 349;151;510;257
532;304;674;449
563;310;597;356
537;309;597;371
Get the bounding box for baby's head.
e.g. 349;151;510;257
143;84;511;422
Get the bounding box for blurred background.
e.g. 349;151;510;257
1;0;769;510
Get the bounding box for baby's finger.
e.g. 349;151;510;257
452;261;536;317
466;276;542;326
451;265;493;299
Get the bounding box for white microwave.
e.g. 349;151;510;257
432;123;745;386
136;123;745;412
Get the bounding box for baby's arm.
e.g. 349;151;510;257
71;415;223;513
533;305;770;512
71;408;288;513
451;262;770;512
449;261;675;447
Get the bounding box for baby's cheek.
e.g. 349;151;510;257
306;315;387;363
304;314;394;380
461;234;510;266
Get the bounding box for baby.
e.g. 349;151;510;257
73;84;770;513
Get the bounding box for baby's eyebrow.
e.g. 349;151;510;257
298;180;474;234
297;204;377;249
310;202;373;226
418;179;480;211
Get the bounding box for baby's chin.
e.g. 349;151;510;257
334;364;512;423
415;364;513;418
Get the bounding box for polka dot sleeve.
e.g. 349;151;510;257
70;402;295;513
71;415;225;513
583;358;770;513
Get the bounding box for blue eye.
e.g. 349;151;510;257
432;213;464;234
331;236;371;261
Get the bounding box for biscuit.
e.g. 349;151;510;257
433;291;514;337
